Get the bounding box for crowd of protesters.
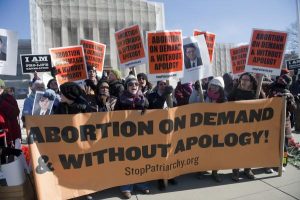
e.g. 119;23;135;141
1;67;300;199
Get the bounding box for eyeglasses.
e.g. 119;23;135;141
159;82;167;86
241;78;250;82
100;86;109;90
128;82;139;87
40;98;49;102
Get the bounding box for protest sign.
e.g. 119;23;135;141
80;39;106;75
0;29;18;75
286;58;300;70
115;25;146;68
181;35;212;83
194;30;216;63
20;54;52;73
245;29;287;76
32;91;55;115
230;45;249;75
147;30;183;81
26;98;284;200
49;46;87;86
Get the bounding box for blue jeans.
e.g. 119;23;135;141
120;182;150;192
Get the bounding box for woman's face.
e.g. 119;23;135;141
98;82;110;96
239;74;252;90
127;81;139;95
49;80;58;91
138;76;146;87
108;72;117;82
88;69;97;79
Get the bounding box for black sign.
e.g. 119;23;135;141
21;54;52;73
286;58;300;70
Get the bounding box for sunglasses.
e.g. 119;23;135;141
128;82;139;87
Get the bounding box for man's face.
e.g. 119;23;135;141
186;47;196;60
39;97;50;110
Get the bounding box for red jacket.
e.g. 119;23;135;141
0;93;21;145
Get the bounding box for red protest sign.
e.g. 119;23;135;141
147;30;183;80
115;25;146;68
80;39;106;73
245;29;287;75
194;30;216;62
230;45;249;75
49;46;87;85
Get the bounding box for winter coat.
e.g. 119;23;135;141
97;96;117;112
0;93;21;144
174;82;193;106
115;90;148;111
54;97;95;114
109;80;125;98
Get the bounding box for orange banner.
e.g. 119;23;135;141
194;30;216;62
230;45;249;75
147;30;183;80
115;25;146;68
49;46;87;85
80;39;106;73
26;98;283;200
245;29;287;75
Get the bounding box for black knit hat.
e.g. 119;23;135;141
60;82;83;101
280;74;292;87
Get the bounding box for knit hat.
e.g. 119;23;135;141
208;76;225;89
60;82;83;101
279;74;292;87
0;79;5;87
280;68;290;76
125;74;138;88
110;69;122;80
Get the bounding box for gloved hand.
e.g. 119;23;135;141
164;86;173;95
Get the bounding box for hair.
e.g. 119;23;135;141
137;73;152;90
238;72;258;90
47;79;56;89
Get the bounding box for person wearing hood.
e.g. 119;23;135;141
115;75;150;199
108;69;125;98
54;82;95;114
189;77;226;182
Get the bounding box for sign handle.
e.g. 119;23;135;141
198;80;205;102
255;74;263;99
278;97;286;177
